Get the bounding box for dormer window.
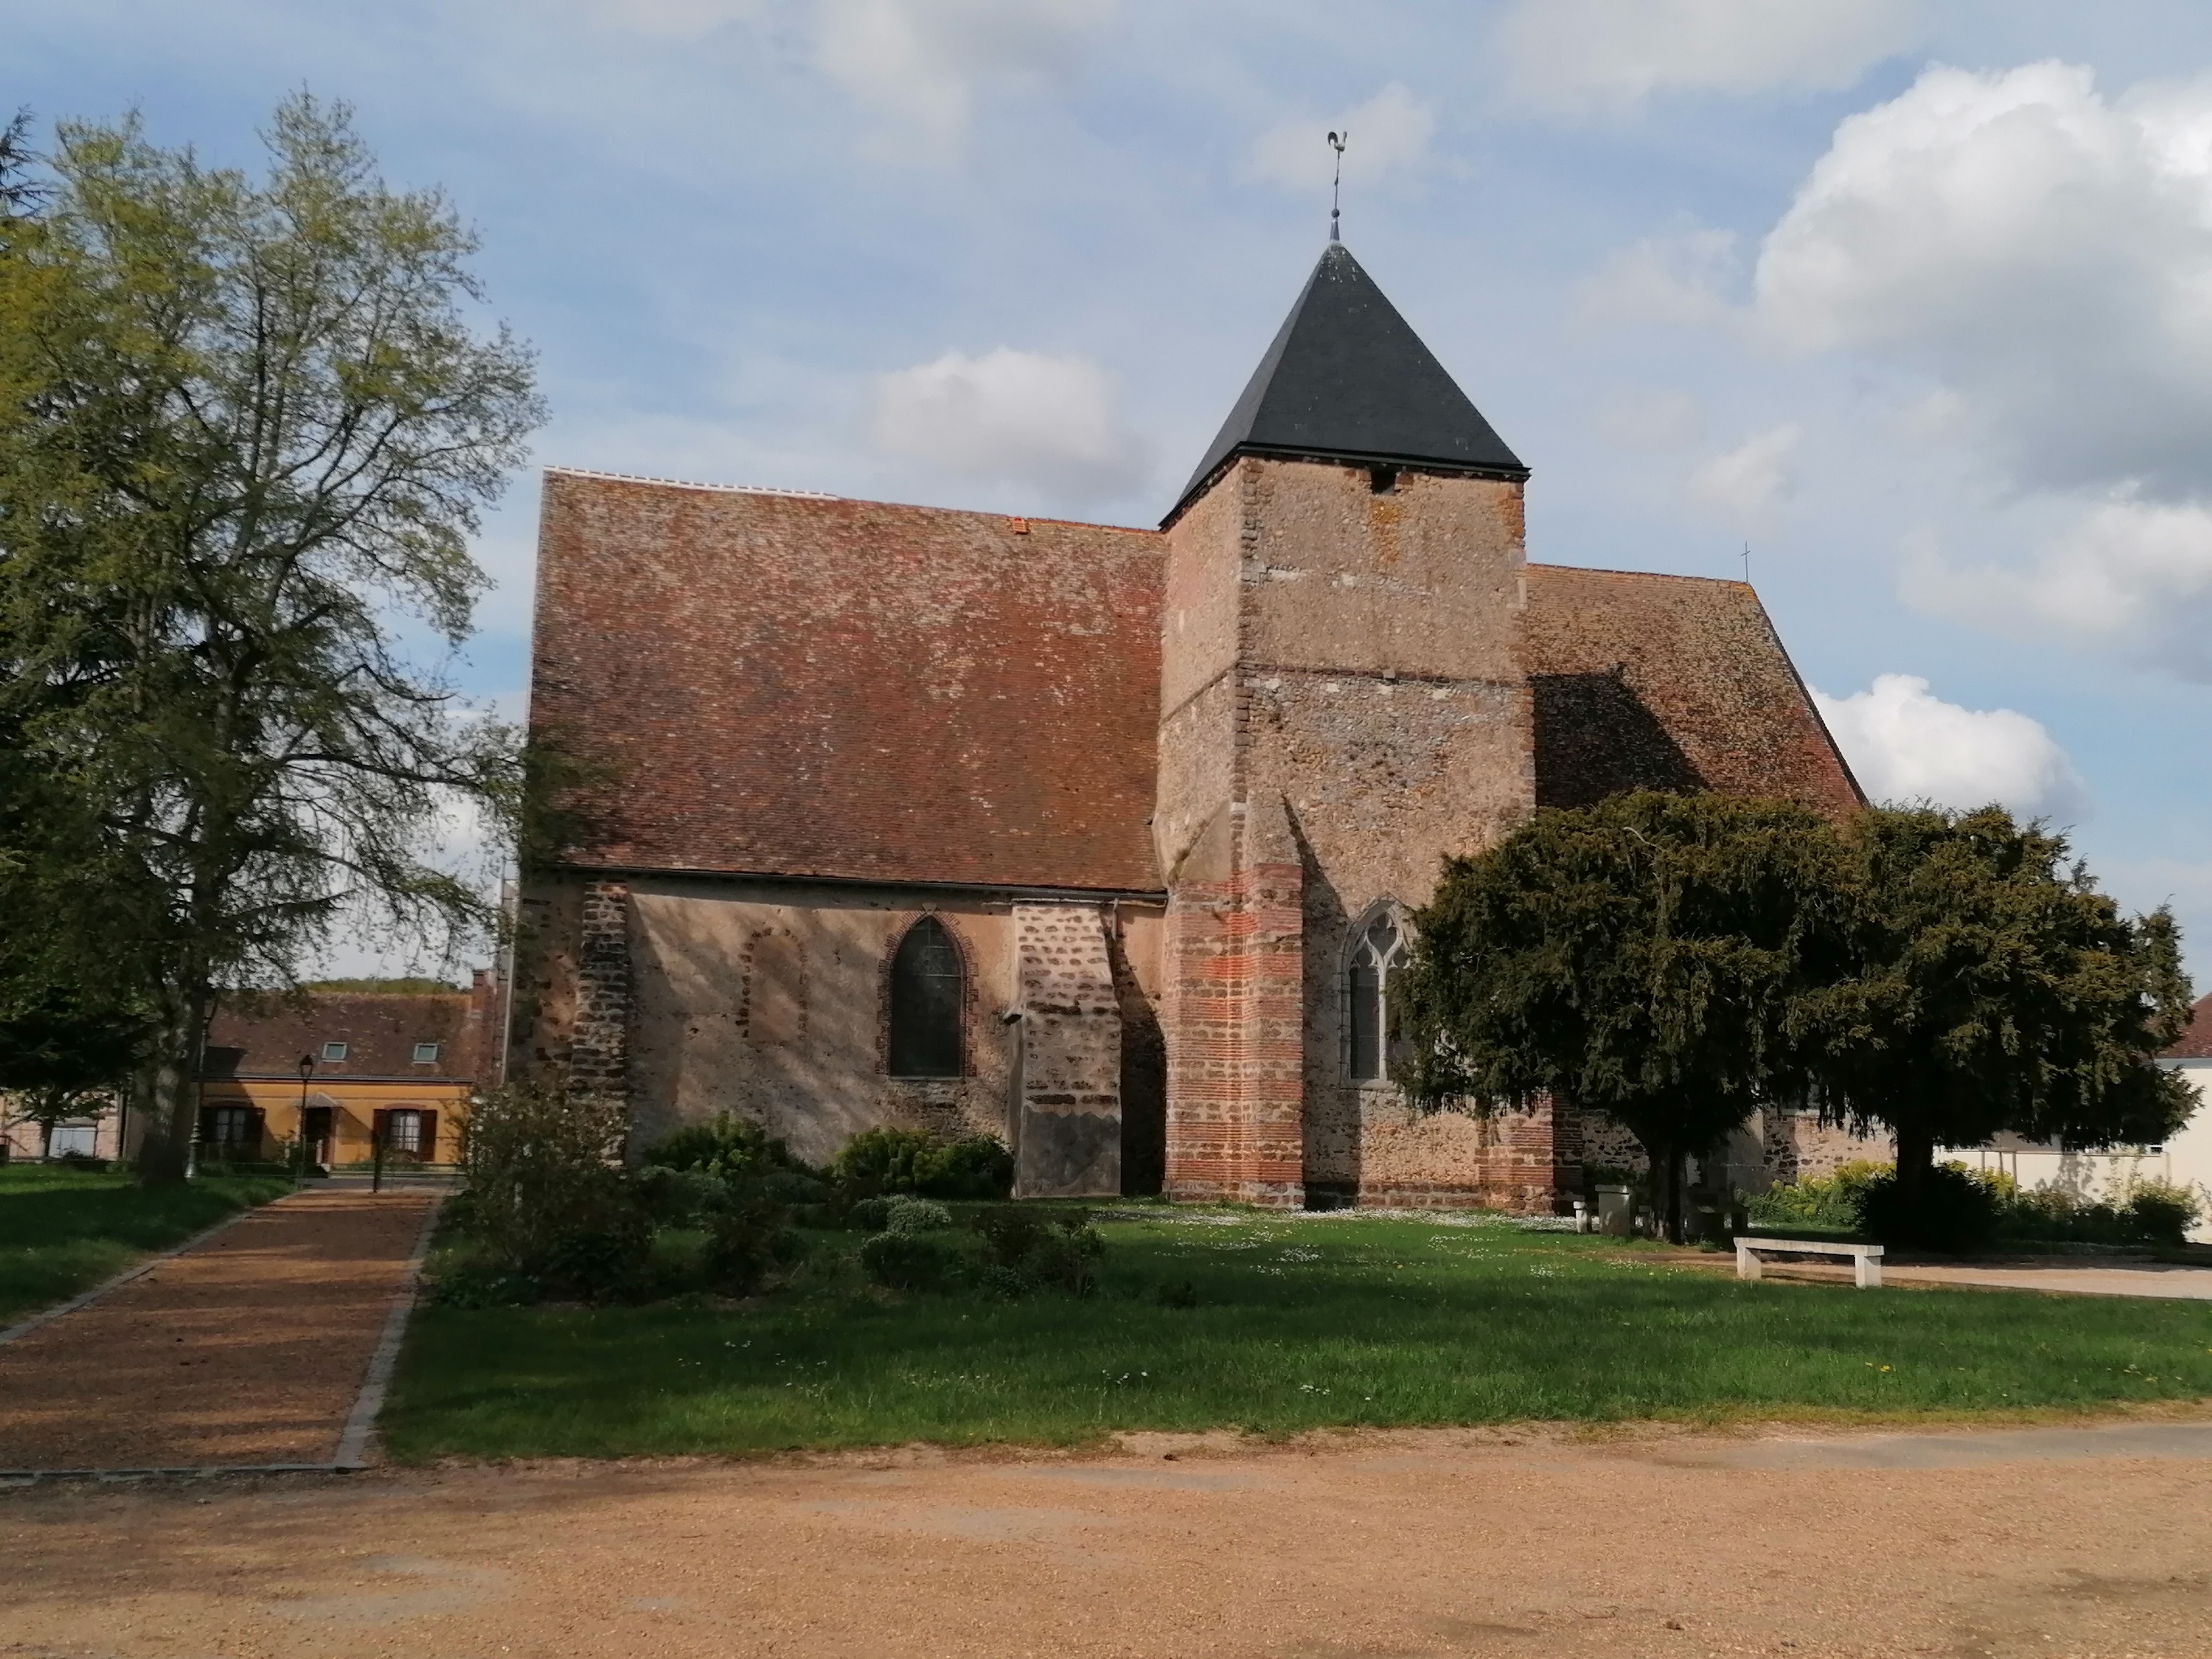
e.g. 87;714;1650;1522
413;1042;440;1065
321;1041;348;1062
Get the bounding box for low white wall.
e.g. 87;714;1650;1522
1948;1061;2212;1244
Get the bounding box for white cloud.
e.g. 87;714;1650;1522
1755;61;2212;502
870;347;1148;502
1248;83;1436;196
1812;674;2088;820
1594;384;1703;451
1496;0;1919;119
1574;220;1741;328
1903;498;2212;681
812;0;1118;143
1686;422;1801;533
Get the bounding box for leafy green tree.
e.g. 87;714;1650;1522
1807;806;2196;1213
1397;792;1849;1241
0;97;542;1179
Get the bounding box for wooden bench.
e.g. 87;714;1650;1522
1735;1235;1885;1289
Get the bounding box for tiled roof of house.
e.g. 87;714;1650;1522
1172;244;1526;522
530;469;1166;893
2163;994;2212;1060
1522;564;1864;818
203;987;491;1082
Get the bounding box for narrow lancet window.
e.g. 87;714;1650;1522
1346;910;1407;1082
888;916;964;1077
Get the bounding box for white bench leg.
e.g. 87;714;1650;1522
1858;1257;1881;1290
1737;1243;1760;1281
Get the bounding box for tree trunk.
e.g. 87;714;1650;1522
1893;1119;1935;1213
140;989;208;1186
1665;1146;1688;1244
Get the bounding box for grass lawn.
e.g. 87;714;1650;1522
0;1163;293;1326
384;1211;2212;1460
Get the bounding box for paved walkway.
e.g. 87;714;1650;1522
1677;1247;2212;1298
3;1421;2210;1658
1885;1259;2212;1299
0;1190;436;1470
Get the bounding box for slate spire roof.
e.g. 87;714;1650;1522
1168;242;1527;524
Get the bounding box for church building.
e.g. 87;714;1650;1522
508;243;1865;1210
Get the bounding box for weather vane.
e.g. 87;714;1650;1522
1328;129;1347;242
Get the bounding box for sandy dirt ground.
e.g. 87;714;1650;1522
4;1421;2212;1659
0;1191;435;1469
1880;1260;2212;1299
1650;1248;2212;1300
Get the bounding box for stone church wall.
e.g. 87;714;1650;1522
510;872;1166;1178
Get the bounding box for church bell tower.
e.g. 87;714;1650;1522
1153;243;1535;1206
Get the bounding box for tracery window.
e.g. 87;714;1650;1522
888;916;964;1078
1344;908;1408;1083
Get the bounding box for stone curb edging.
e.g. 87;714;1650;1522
332;1193;446;1469
0;1201;273;1349
1;1462;350;1486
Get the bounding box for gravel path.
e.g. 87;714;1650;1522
3;1421;2211;1657
1883;1260;2212;1298
0;1190;437;1470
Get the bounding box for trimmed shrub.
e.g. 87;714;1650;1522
830;1127;938;1198
1859;1162;2000;1255
969;1205;1104;1296
914;1135;1015;1201
538;1220;653;1302
884;1196;954;1236
634;1166;729;1228
859;1231;958;1291
2126;1180;2201;1246
829;1127;1014;1201
847;1196;894;1233
643;1114;805;1181
702;1195;804;1296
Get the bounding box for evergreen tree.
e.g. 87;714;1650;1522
1397;792;1849;1240
1809;806;2196;1211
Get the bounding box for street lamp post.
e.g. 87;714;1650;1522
295;1055;315;1190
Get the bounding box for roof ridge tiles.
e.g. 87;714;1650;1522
544;465;842;500
1528;562;1755;589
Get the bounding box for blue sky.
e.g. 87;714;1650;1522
15;0;2212;979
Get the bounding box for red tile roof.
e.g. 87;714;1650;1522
530;471;1166;892
1523;565;1863;818
2164;994;2212;1060
528;475;1864;893
204;985;494;1083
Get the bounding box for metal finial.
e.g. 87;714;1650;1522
1328;129;1347;242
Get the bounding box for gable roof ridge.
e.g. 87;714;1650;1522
545;465;841;501
1528;562;1755;589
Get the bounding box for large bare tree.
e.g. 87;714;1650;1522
0;97;544;1179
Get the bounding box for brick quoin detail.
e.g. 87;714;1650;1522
567;880;633;1117
1164;801;1306;1207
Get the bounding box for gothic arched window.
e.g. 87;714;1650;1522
888;916;964;1078
1344;907;1408;1083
